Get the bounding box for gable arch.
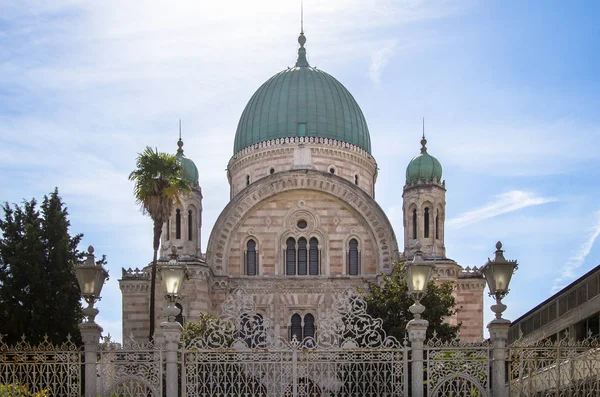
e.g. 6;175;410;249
206;170;399;275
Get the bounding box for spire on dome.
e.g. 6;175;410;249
177;119;184;155
295;1;309;67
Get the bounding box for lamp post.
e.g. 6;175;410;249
405;243;435;397
160;246;187;397
482;241;518;397
75;246;109;397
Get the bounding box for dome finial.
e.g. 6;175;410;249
177;119;184;155
295;1;309;67
420;117;427;154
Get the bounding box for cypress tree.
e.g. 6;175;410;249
0;188;93;345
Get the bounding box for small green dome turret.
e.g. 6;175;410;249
406;136;442;183
176;138;199;185
233;32;371;155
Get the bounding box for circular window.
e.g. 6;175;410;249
297;219;308;229
329;167;335;174
270;168;275;175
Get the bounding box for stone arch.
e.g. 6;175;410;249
206;170;399;275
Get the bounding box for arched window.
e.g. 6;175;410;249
435;212;439;240
175;209;181;239
424;208;430;238
188;210;193;241
286;237;296;275
348;238;359;275
246;239;257;276
309;237;319;275
246;175;250;186
298;238;307;275
290;314;302;341
304;314;315;339
175;303;184;326
412;209;417;239
166;219;170;241
354;175;359;185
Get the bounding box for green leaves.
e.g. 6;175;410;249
0;189;85;345
362;262;461;342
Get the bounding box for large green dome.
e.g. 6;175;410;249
233;33;371;155
406;137;443;183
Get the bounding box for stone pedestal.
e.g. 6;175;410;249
488;318;510;397
407;319;428;397
79;322;103;397
161;321;183;397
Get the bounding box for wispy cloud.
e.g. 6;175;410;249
447;190;557;229
369;41;397;86
552;210;600;291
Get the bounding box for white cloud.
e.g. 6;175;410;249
447;190;557;229
369;41;397;85
552;210;600;291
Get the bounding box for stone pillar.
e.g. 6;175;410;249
488;319;510;397
79;322;102;397
161;321;183;397
407;319;428;397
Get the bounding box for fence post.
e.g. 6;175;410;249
79;322;102;397
407;319;428;397
162;321;183;397
488;319;510;397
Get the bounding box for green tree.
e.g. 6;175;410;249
129;146;191;340
0;189;91;345
363;262;461;342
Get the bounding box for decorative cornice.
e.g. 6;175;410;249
227;141;377;180
206;169;399;275
229;137;373;164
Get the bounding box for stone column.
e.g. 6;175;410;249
79;322;102;397
407;319;428;397
488;319;510;397
161;321;183;397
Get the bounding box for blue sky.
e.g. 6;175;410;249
1;0;599;341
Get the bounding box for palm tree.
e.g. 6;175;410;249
129;146;191;340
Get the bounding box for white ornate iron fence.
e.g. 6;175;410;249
182;288;407;396
424;334;491;397
97;337;163;397
0;335;81;396
509;335;600;396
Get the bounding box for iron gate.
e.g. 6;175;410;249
181;288;407;396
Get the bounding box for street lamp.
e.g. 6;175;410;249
481;241;518;320
160;246;187;322
406;242;435;319
75;246;109;323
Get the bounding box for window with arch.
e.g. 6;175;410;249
246;175;250;186
175;209;181;239
424;208;430;238
435;211;439;240
304;314;315;339
354;174;359;185
188;210;193;241
285;237;320;276
412;209;417;239
246;239;258;276
348;238;360;275
289;313;316;341
309;237;319;275
290;313;302;341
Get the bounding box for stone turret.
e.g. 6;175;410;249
402;134;446;259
